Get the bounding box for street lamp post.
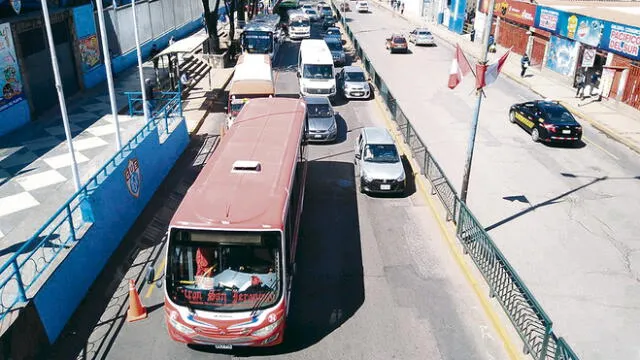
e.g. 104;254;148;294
95;0;122;150
39;0;81;191
459;0;496;204
132;0;151;122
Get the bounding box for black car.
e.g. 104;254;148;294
509;100;582;144
322;15;337;29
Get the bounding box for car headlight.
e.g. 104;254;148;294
252;317;283;337
397;172;406;182
169;311;196;335
362;172;373;182
328;121;337;132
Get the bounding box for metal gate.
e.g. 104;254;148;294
497;21;528;55
530;37;547;68
622;63;640;110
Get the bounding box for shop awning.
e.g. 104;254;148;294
155;32;209;58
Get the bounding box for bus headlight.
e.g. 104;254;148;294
252;317;283;337
169;311;196;335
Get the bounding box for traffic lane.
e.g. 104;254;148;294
346;6;640;359
75;78;508;358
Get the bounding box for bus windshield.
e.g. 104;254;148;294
243;31;274;54
290;19;310;27
167;230;282;312
303;64;333;79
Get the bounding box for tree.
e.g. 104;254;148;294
224;0;236;44
202;0;223;52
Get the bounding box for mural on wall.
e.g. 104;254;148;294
535;6;603;47
546;35;580;76
0;22;25;113
78;35;101;72
600;22;640;61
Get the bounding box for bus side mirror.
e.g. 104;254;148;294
145;265;155;285
296;71;301;78
355;153;361;159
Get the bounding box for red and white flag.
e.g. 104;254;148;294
476;49;511;89
448;44;474;89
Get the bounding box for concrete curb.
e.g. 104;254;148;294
188;70;234;136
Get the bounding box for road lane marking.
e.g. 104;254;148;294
145;256;166;299
583;136;619;160
371;94;523;360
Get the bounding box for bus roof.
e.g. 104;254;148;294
299;39;333;65
244;14;281;32
170;98;307;231
230;54;274;96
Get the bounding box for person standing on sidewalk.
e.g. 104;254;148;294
520;53;530;77
575;70;586;99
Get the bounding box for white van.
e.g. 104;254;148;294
356;1;369;13
298;39;336;100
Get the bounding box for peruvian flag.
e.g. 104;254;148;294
448;44;474;89
476;50;511;89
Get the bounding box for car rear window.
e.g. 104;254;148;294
418;31;431;36
544;107;575;123
393;37;406;43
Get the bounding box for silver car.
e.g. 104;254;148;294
338;66;371;99
304;96;337;143
409;28;435;46
355;127;406;194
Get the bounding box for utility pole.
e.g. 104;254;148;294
40;0;81;191
132;0;151;122
95;0;122;150
459;0;495;204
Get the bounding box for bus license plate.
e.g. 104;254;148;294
215;344;232;350
380;184;391;190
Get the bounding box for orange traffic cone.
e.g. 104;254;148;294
127;279;148;322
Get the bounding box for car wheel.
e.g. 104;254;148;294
509;110;516;123
531;128;540;142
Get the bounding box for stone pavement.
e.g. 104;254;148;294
370;1;640;155
0;39;234;261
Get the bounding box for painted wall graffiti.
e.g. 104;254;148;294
78;35;101;72
0;22;25;113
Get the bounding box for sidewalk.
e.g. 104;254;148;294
370;1;640;155
0;35;234;261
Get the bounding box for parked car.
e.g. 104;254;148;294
355;127;406;194
509;100;583;144
324;26;342;40
324;36;346;66
304;96;338;143
337;65;371;99
408;28;435;46
385;34;408;53
356;1;368;12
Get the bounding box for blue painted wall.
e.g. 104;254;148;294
33;118;189;343
83;17;203;89
448;0;467;34
0;99;29;136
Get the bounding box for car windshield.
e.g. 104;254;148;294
307;103;332;117
303;64;334;79
326;41;342;51
243;32;273;54
167;230;281;312
291;19;310;27
305;10;316;15
327;29;340;36
543;106;576;124
345;71;366;82
363;144;400;163
393;37;406;44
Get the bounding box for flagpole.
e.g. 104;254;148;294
132;0;151;122
95;0;122;150
40;0;81;191
459;0;496;204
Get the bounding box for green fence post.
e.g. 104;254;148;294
539;324;552;360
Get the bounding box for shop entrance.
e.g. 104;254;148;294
573;46;608;98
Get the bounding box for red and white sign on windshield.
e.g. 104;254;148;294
493;0;536;27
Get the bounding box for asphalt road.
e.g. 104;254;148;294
344;4;640;359
48;20;511;360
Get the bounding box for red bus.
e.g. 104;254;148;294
164;98;308;348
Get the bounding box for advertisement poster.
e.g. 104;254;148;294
546;35;580;76
535;7;603;47
493;0;536;27
600;22;640;61
79;35;100;72
0;22;25;113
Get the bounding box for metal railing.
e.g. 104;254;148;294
0;90;184;325
124;90;183;137
332;2;579;359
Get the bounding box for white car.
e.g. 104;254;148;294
356;1;368;12
355;127;406;194
409;28;435;46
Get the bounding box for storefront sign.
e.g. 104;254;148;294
581;48;596;68
546;35;580;76
600;22;640;61
493;0;536;27
0;23;26;114
534;6;603;47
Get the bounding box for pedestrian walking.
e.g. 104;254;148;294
520;53;530;77
575;70;586;99
470;28;476;42
144;78;155;117
149;43;160;79
400;2;405;14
